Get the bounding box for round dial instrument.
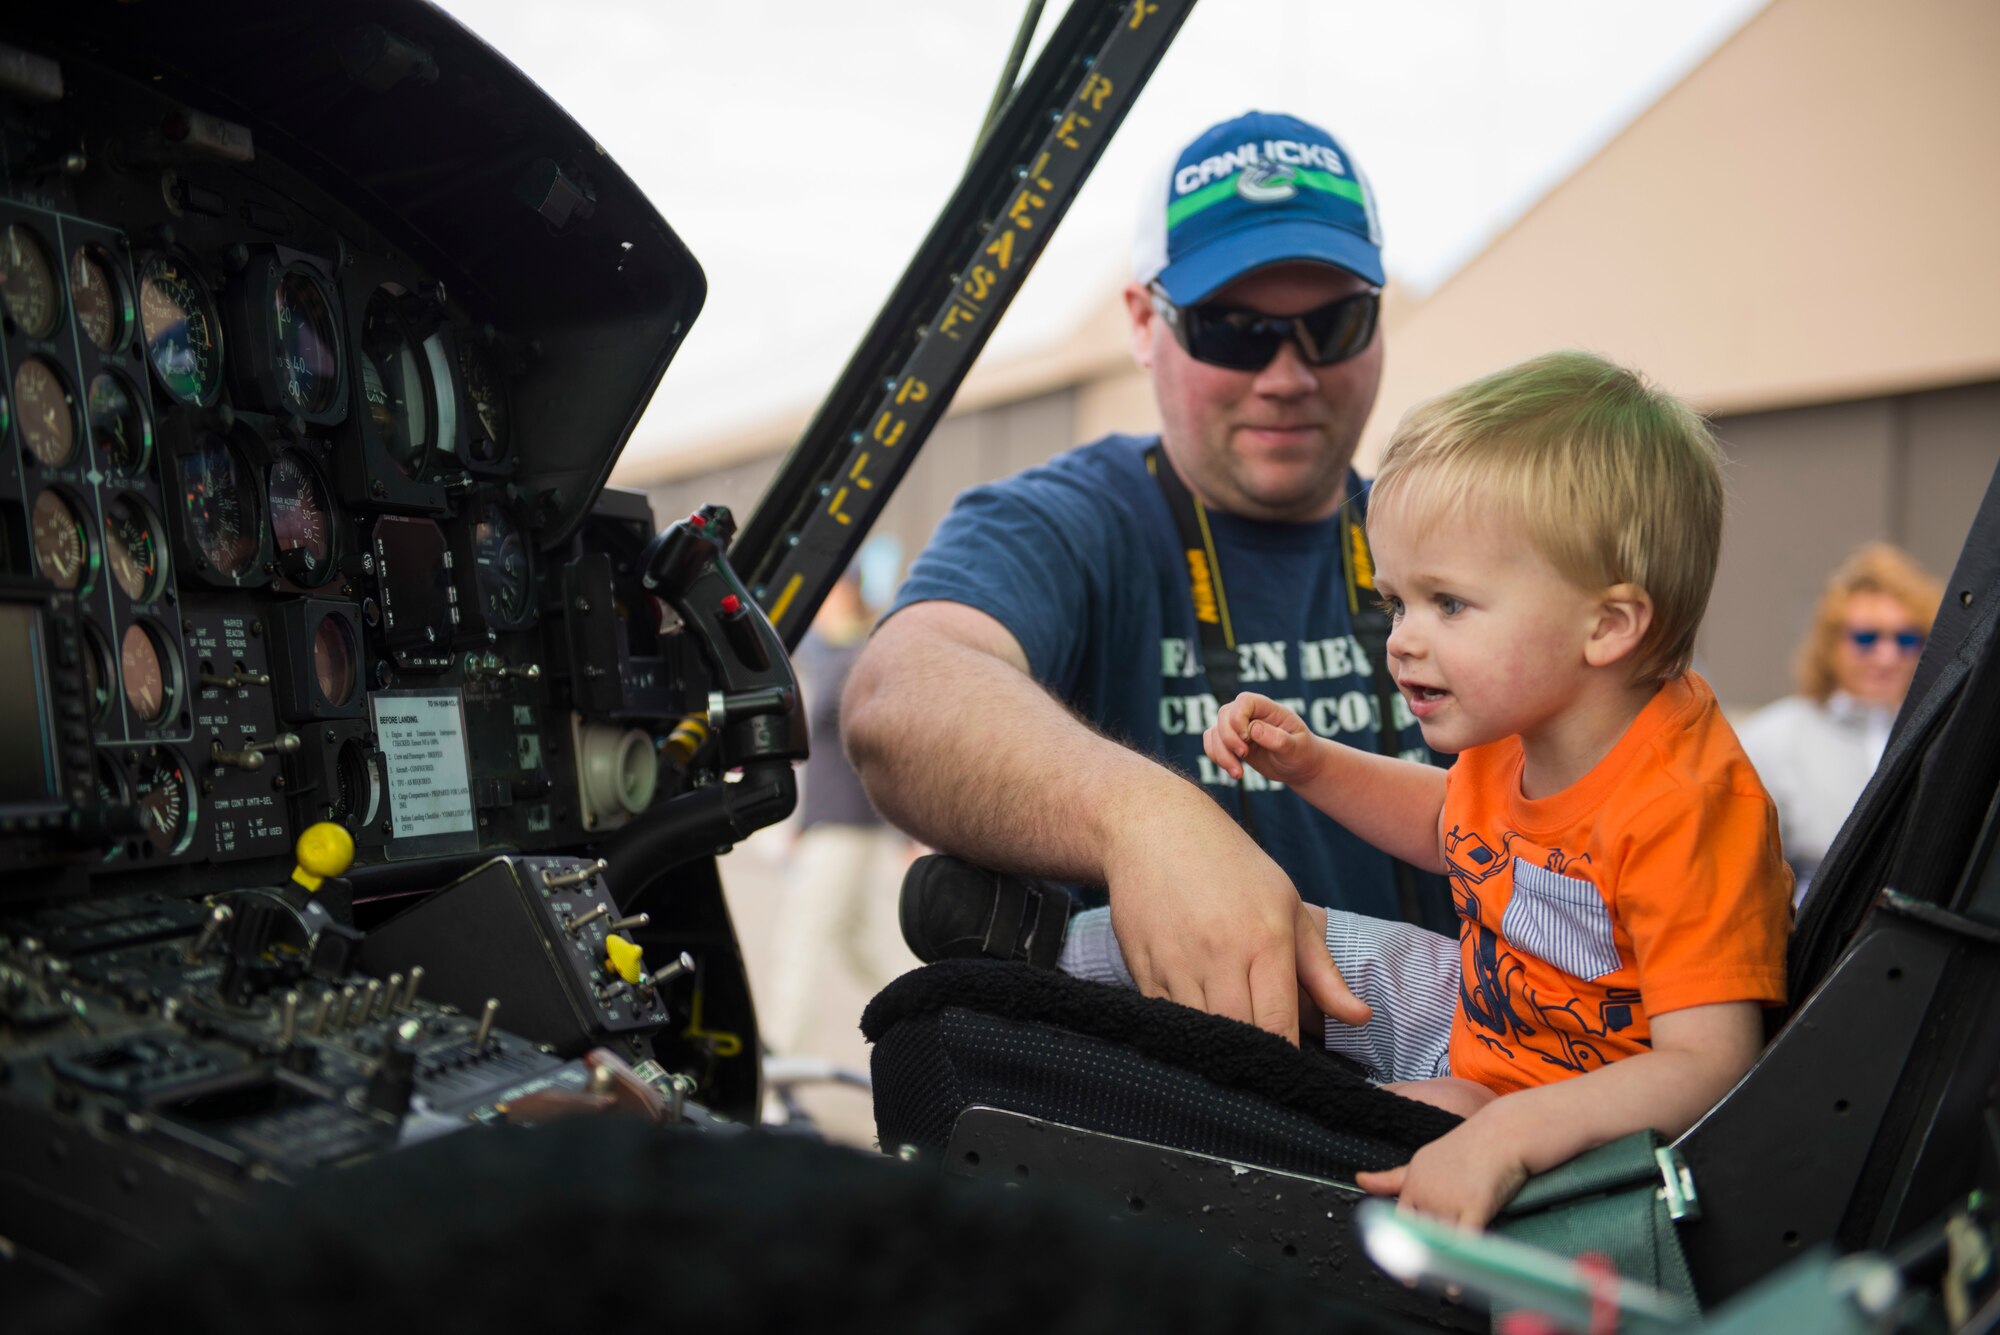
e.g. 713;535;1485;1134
30;489;89;590
275;268;340;414
139;256;223;407
360;288;430;474
120;620;175;725
313;613;357;706
472;503;532;625
178;437;261;578
88;371;151;476
268;449;335;585
131;746;193;854
71;246;126;353
16;357;76;467
83;622;114;722
1;223;59;338
460;341;510;459
105;495;165;601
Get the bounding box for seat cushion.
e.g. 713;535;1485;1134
864;960;1461;1178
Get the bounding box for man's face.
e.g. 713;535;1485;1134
1126;262;1383;523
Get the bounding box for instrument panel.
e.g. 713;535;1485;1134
0;190;571;876
0;2;785;1309
0;0;716;883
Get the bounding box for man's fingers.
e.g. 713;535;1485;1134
1247;948;1302;1045
1354;1166;1405;1198
1296;906;1372;1027
1205;971;1258;1033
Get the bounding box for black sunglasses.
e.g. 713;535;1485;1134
1149;282;1381;371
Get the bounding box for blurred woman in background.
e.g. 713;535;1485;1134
1739;542;1942;903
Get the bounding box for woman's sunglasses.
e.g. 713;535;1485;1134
1846;628;1924;654
1149;283;1380;371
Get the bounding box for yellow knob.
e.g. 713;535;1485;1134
291;822;356;892
604;933;644;984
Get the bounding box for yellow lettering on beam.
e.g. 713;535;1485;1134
1009;191;1046;230
1056;111;1091;151
985;229;1016;271
1129;0;1158;28
849;452;873;488
1081;73;1114;111
963;264;996;300
895;377;929;405
939;303;976;339
828;486;853;525
768;573;806;627
873;411;905;447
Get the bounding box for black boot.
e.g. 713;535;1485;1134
897;855;1074;970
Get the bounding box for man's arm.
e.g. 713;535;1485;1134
842;600;1366;1042
1354;1001;1764;1227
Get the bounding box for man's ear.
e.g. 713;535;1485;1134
1584;583;1654;670
1123;282;1155;369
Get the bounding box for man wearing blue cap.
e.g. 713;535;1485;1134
844;112;1439;1043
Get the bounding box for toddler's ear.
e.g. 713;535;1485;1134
1584;583;1654;669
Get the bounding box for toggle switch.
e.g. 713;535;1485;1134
211;732;301;771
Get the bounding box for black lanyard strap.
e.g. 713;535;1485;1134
1147;444;1426;926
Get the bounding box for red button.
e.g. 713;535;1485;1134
688;512;707;528
719;594;741;615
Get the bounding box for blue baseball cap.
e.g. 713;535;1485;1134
1135;111;1384;304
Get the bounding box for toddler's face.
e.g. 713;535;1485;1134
1368;501;1606;756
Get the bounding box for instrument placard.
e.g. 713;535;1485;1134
370;689;475;845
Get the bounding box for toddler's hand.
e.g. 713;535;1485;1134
1353;1104;1530;1230
1203;692;1323;787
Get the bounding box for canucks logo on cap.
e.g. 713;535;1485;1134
1135;110;1387;303
1235;162;1299;204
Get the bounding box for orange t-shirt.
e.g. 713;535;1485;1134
1443;673;1792;1097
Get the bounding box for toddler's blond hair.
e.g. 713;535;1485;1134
1371;350;1723;683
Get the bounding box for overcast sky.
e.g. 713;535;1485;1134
434;0;1766;476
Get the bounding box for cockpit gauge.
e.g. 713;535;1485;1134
88;371;151;477
459;341;510;461
71;246;127;353
472;502;534;628
15;357;76;467
178;436;262;579
361;288;431;475
269;449;336;586
1;222;59;338
120;620;176;727
313;613;357;706
274;268;340;415
105;495;166;602
83;622;114;723
130;745;194;854
422;330;460;462
30;489;90;590
139;255;224;408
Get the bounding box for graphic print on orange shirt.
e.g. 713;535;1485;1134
1444;825;1646;1085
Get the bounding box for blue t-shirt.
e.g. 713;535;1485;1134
889;432;1451;926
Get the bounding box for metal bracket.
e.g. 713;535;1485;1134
1655;1145;1701;1222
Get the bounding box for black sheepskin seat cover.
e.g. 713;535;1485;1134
864;960;1461;1180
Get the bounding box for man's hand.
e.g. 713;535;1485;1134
1104;787;1369;1044
1354;1100;1530;1230
1203;691;1327;787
